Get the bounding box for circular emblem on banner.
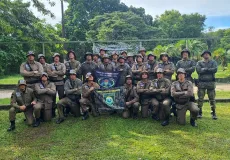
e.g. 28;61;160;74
105;96;114;106
98;78;115;88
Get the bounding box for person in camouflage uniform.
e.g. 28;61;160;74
132;54;147;84
196;50;218;119
139;47;148;62
122;75;140;119
121;50;128;59
65;50;81;79
7;80;37;131
34;72;56;127
56;70;82;124
116;56;132;86
38;54;49;73
111;51;119;68
146;52;158;80
78;52;98;82
93;53;102;67
171;68;199;126
154;52;175;81
99;48;106;58
47;53;66;117
149;68;172;126
98;54;116;72
80;72;100;120
126;52;135;68
20;51;43;90
176;49;196;82
136;70;152;118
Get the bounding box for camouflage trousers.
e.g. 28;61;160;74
122;102;140;118
151;98;172;120
9;106;39;125
198;88;216;110
176;102;199;125
57;97;81;119
79;98;98;116
34;101;52;121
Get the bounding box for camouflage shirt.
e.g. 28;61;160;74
176;59;196;76
154;61;175;81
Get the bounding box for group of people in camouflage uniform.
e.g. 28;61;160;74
7;47;218;131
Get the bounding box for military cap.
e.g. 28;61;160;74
26;51;35;57
118;55;126;61
125;75;133;81
201;50;211;57
53;53;61;58
102;54;110;60
41;72;48;78
127;52;134;57
177;68;186;74
85;72;93;79
147;52;157;59
139;47;146;52
69;70;76;75
160;52;169;60
84;52;93;59
156;68;164;73
181;49;191;57
18;79;27;86
140;70;149;78
38;54;45;60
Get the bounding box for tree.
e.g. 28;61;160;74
86;11;159;41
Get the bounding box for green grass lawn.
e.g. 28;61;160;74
0;98;10;105
0;103;229;159
0;74;21;84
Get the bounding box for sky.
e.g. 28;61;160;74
29;0;230;30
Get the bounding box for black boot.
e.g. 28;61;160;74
82;111;89;120
56;118;65;124
161;116;169;126
52;108;56;118
132;113;138;119
197;108;202;118
171;103;177;117
7;121;15;132
211;109;218;120
33;118;40;127
190;118;197;127
152;114;160;121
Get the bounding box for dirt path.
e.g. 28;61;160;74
0;83;230;99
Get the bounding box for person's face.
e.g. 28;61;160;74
54;56;60;62
157;72;163;79
100;50;105;56
126;78;132;85
137;57;143;63
69;52;75;59
122;53;127;57
112;54;118;60
148;55;155;61
119;58;125;65
70;74;76;80
93;55;98;61
182;52;189;59
140;51;145;56
39;57;46;64
203;53;210;60
41;75;48;81
141;73;148;79
127;56;133;61
28;55;35;61
88;75;94;81
178;73;185;81
19;84;26;91
86;55;92;61
162;55;168;62
103;58;109;63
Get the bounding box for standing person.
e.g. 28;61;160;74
20;51;43;90
80;73;100;120
146;52;158;80
132;54;147;84
7;80;37;131
38;54;49;73
65;50;81;79
136;70;152;118
93;53;102;67
150;68;172;126
34;72;56;126
122;75;140;119
171;68;199;126
116;56;132;86
98;54;115;72
111;51;119;68
78;52;98;82
126;52;135;68
120;50;128;59
99;48;106;58
139;47;148;62
56;70;82;124
176;49;196;82
196;51;218;119
47;53;66;117
154;52;175;81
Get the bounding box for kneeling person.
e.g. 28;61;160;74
34;72;56;127
171;68;199;127
122;75;140;119
7;80;37;131
56;70;82;124
150;68;172;126
80;73;100;120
